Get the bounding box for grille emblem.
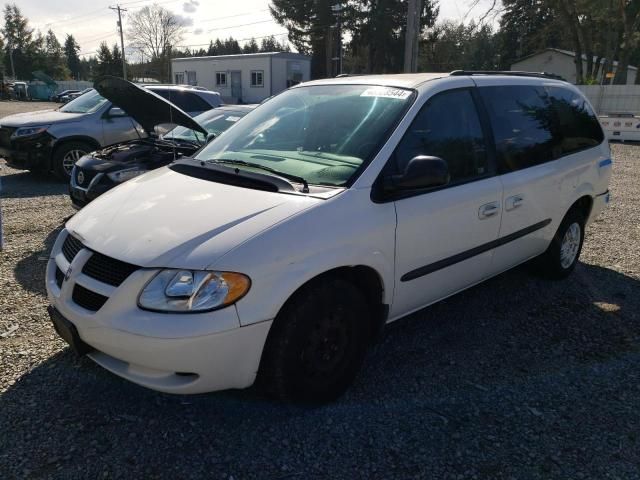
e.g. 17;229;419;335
77;171;85;185
64;266;73;281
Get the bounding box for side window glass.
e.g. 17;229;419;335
393;89;488;185
547;87;604;154
479;85;561;172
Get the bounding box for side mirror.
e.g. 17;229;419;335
206;132;216;143
390;155;450;190
108;107;127;117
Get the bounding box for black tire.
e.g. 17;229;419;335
52;141;91;180
258;277;371;403
534;209;585;279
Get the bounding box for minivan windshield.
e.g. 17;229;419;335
194;84;414;187
60;89;108;114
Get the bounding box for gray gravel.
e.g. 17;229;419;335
0;100;639;479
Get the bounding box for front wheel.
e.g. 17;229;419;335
258;278;371;403
52;141;91;180
534;209;585;279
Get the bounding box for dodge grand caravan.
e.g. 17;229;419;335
46;71;611;402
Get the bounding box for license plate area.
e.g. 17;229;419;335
48;306;93;355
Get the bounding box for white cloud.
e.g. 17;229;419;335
183;0;199;13
174;14;194;27
193;28;203;35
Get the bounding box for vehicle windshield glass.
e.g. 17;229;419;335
59;89;108;114
164;110;249;143
194;84;414;186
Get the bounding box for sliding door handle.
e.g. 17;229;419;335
478;202;500;219
505;195;524;211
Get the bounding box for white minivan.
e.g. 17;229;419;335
46;72;612;402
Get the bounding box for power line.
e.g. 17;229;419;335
175;32;289;50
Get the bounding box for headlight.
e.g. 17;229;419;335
138;269;251;312
11;125;50;139
106;167;147;183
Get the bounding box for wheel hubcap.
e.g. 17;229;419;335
560;222;581;269
62;149;86;174
303;311;350;378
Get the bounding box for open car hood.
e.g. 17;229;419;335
94;76;207;135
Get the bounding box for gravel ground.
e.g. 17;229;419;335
0;101;639;479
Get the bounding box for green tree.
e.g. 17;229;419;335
2;4;36;78
346;0;439;74
95;41;114;77
270;0;337;78
64;34;81;79
44;29;69;78
243;38;260;53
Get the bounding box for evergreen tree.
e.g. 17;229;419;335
44;29;69;78
243;38;260;53
64;34;81;79
95;41;114;77
2;4;36;78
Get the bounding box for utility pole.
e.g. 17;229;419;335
331;3;343;76
7;42;15;79
109;5;128;79
404;0;422;73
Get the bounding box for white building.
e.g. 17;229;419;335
511;48;637;85
171;52;312;104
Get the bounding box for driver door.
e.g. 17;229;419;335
389;85;503;319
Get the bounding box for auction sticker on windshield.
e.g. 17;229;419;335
360;87;412;100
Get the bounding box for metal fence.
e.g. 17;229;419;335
578;85;640;115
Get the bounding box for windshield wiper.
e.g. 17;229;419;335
210;159;309;193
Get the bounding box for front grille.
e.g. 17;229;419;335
0;127;15;148
72;285;108;312
62;234;83;263
82;252;140;287
55;267;64;288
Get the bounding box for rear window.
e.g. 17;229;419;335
479;85;603;173
149;89;212;113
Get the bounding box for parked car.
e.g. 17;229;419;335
61;88;92;103
46;72;611;402
70;79;255;208
50;89;80;102
0;81;222;179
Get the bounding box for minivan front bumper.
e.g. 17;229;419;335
46;229;271;394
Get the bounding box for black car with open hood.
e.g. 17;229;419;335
69;77;254;209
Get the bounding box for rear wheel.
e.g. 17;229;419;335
534;209;585;279
258;277;371;403
52;141;91;180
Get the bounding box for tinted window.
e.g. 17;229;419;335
547;87;604;154
150;89;211;113
393;89;488;184
480;85;562;172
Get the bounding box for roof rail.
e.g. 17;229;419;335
450;70;565;81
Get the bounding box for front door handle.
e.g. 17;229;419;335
478;201;500;219
505;195;524;211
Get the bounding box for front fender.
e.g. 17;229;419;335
212;188;397;326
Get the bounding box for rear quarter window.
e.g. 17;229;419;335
479;85;604;173
547;86;604;155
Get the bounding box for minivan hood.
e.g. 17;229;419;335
94;76;207;135
0;109;86;127
66;166;320;269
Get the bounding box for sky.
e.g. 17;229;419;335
13;0;500;61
